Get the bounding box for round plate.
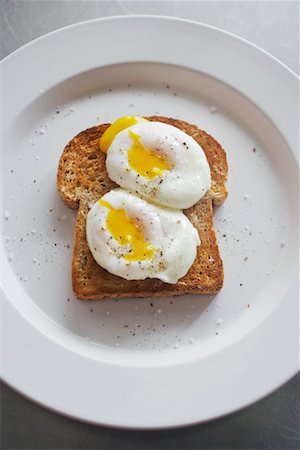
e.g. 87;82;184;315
1;16;299;428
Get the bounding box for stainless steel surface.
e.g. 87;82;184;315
1;1;299;448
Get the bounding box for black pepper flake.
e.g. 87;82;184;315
247;304;250;308
252;147;256;153
56;110;60;114
10;169;14;173
33;180;36;183
223;234;226;238
150;303;153;307
67;298;70;302
240;283;243;287
90;309;93;312
66;244;70;249
166;84;170;89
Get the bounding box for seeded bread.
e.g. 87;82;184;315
57;116;228;299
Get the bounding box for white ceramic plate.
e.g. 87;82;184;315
1;16;299;429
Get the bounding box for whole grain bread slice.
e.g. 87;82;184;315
57;116;228;300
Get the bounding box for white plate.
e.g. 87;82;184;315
0;16;299;429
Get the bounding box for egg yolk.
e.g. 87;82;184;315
128;130;171;179
99;199;155;261
99;116;140;153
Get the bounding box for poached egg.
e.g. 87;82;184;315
100;116;211;209
86;189;200;284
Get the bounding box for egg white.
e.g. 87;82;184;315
86;189;200;284
106;121;211;209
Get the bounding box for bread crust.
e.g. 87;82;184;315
57;116;228;300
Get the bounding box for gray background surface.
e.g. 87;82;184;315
0;1;299;449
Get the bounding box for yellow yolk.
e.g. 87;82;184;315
99;199;155;261
99;116;140;153
128;130;171;179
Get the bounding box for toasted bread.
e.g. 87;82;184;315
57;116;228;299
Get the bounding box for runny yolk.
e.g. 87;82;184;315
128;130;171;179
99;199;155;261
99;116;140;153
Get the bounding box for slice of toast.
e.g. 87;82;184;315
57;116;228;300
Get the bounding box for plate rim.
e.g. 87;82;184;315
1;14;299;81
